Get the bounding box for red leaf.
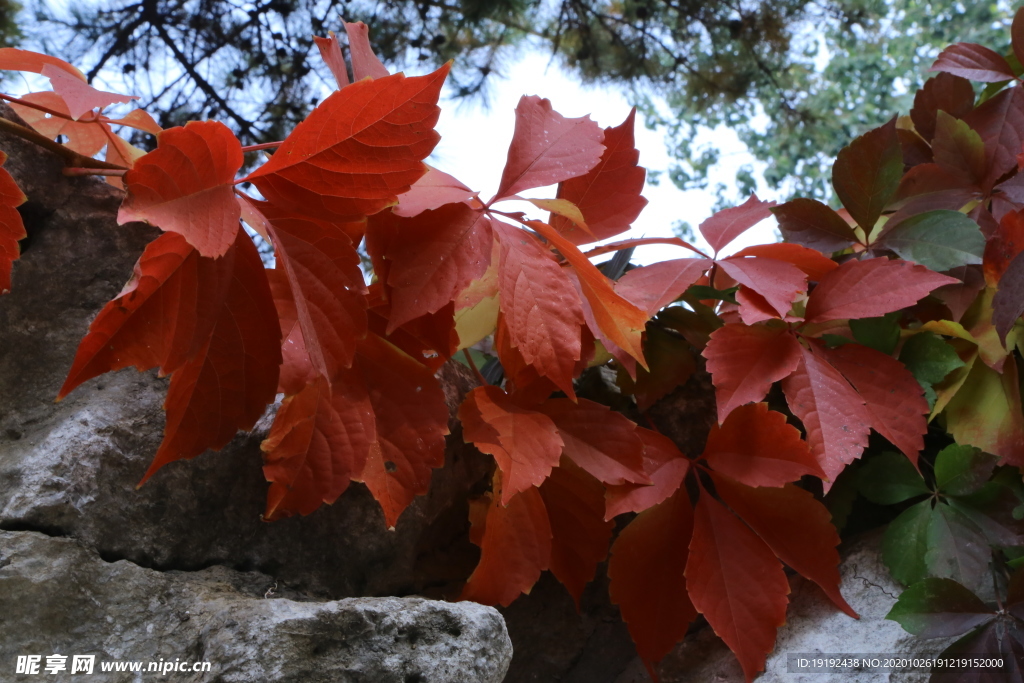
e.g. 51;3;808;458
459;385;564;505
461;482;552;607
993;250;1024;343
931;43;1017;83
491;95;605;202
529;219;648;366
118;120;243;257
539;458;614;607
0;151;26;294
703;323;803;423
313;32;350;89
343;21;390;80
41;64;136;119
493;220;584;397
393;165;478;217
822;343;928;465
261;374;374;519
539;398;649;485
711;473;856;618
492;312;561;404
617;325;697;410
1014;8;1024;70
367;297;458;372
550;108;647;245
989;209;1024;287
703;403;824;487
615;257;712;314
698;193;776;255
9;92;107;157
964;87;1024;191
605;427;690;519
255;199;367;379
730;243;839;282
372;203;493;331
267;268;317;395
804;258;959;324
782;343;872;483
141;230;282;483
0;47;86;81
353;332;449;529
832;118;903;232
911;73;976;142
243;66;449;221
717;255;807;319
685;488;789;682
609;488;698;666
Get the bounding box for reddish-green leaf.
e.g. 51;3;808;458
931;42;1017;82
118;120;243;257
609;488;697;667
804;258;959;324
461;482;552;607
493;220;585;397
539;397;649;485
243;66;449;221
550;108;647;245
605;427;690;519
393;165;478;217
832;118;903;232
932;111;987;188
539;458;614;607
686;488;790;683
0;151;26;295
963;86;1024;191
141;230;281;483
459;385;564;505
712;473;856;618
911;73;976;142
353;332;450;528
823;343;928;465
771;198;859;254
698;194;776;255
703;322;803;423
371;203;493;331
782;343;872;483
703;403;824;487
491;95;605;202
261;374;374;519
343;21;390;80
313;32;349;89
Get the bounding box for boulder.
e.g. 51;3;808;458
0;530;512;683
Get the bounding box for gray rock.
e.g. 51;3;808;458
0;530;512;682
615;529;949;683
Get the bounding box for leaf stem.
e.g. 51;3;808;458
62;167;127;177
0;92;77;121
0;117;127;170
463;348;488;386
240;141;283;152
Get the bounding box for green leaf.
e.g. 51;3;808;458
686;284;739;304
886;577;994;638
899;332;966;386
883;500;933;585
858;451;930;505
877;210;985;272
820;333;852;349
850;312;900;355
925;502;991;592
935;444;997;497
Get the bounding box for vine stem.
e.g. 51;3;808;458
63;167;127;177
462;348;488;386
0;117;127;170
0;92;80;121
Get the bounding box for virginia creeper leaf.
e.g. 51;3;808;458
931;111;987;187
849;313;900;355
459;385;564;505
945;354;1024;467
686;489;790;683
604;427;689;519
887;578;994;639
118;120;243;257
492;95;605;202
698;193;776;255
717;255;807;319
703;322;803;423
993;250;1024;343
703;402;825;487
910;73;975;142
41;63;136;119
832;118;902;232
931;43;1017;82
393;165;478;217
883;500;934;586
963;87;1024;191
550;108;647;245
343;21;390;80
615;325;696;411
0;151;26;295
876;210;985;272
804;258;959;324
772;198;858;254
730;243;839;282
935;444;996;497
856;451;930;505
614;258;712;314
313;32;349;89
0;47;86;80
243;66;449;220
9;91;106;157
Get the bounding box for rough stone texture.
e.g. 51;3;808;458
614;530;949;683
0;530;512;682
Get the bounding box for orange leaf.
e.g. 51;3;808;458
493;220;584;397
267;268;318;395
313;32;350;89
615;257;712;314
730;242;839;282
459;385;564;505
605;427;690;519
686;488;789;683
243;66;449;221
118;120;244;257
461;479;552;607
703;403;825;487
261;374;374;519
712;473;856;619
491;95;605;202
551;108;648;245
609;488;697;668
0;151;26;295
42;64;136;119
344;21;390;80
10;92;107;157
539;398;649;485
0;47;86;81
493;312;560;403
539;457;614;607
